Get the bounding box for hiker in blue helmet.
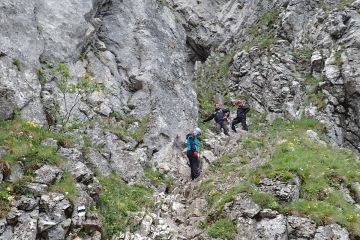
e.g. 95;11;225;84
186;127;202;180
203;102;230;135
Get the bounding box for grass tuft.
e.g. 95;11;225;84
93;175;153;238
208;218;236;240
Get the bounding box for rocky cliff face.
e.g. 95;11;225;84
1;0;360;239
174;0;360;152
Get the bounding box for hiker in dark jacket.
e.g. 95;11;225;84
203;103;230;135
231;100;250;132
186;127;202;180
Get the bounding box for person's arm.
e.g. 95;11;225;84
223;108;230;118
244;105;250;114
203;113;215;122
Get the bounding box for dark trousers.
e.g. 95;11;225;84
232;116;248;131
187;151;200;180
215;120;229;135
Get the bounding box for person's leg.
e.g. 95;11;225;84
215;122;221;134
231;118;240;132
222;121;229;135
193;156;200;179
241;117;248;131
188;152;200;180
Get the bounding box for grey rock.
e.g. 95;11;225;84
311;51;324;72
0;224;13;240
105;134;144;181
259;209;279;219
34;165;63;185
287;216;316;239
314;224;349;240
10;196;38;211
85;148;111;177
139;215;153;236
58;148;83;163
23;183;48;197
67;161;93;184
41;138;58;148
0;219;6;234
9;162;24;183
351;0;360;9
256;215;287;240
83;213;102;232
13;210;39;240
6;207;23;225
326;13;348;39
258;176;301;202
187;198;207;217
38;192;72;239
235;217;257;240
225;194;261;220
305;130;327;146
0;87;16;121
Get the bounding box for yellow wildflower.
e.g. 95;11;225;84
26;121;38;128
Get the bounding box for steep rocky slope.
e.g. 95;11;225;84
0;0;360;239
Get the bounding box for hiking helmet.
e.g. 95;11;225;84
194;127;202;136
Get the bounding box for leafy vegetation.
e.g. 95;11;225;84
93;175;153;239
0;116;72;173
292;47;312;63
144;167;173;189
207;218;236;240
12;58;21;71
0;116;75;215
107;113;149;142
335;48;344;67
246;9;280;50
51;63;105;130
304;75;325;109
50;172;77;202
198;116;360;235
0;183;12;218
320;0;356;11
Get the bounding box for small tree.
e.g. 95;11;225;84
52;64;104;131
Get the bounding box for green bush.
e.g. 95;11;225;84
94;175;153;238
208;218;236;240
251;191;278;209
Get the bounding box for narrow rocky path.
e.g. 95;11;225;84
143;129;264;240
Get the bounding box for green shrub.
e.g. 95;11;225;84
94;175;153;238
208;218;236;240
251;191;278;209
